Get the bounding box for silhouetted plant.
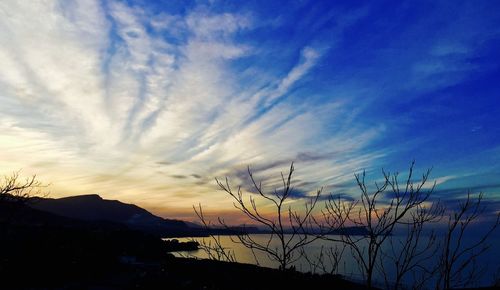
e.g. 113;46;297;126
379;201;443;290
0;171;47;226
319;161;441;289
436;192;500;290
192;161;499;289
192;203;237;263
0;171;46;202
215;162;322;270
300;244;347;275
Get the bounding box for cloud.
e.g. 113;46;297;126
0;0;382;217
432;184;500;200
1;0;498;223
171;175;188;179
420;175;458;189
265;46;323;105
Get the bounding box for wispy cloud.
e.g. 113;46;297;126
0;0;379;216
1;0;498;219
265;46;322;105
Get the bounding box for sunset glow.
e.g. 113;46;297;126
1;1;499;221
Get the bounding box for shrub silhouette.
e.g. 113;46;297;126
196;161;500;289
197;162;322;270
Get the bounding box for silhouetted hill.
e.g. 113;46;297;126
24;194;368;238
0;199;489;290
0;198;118;229
1;200;372;290
27;194;260;237
1;199;175;289
29;194;193;236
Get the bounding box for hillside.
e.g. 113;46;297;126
28;194;194;236
1;199;372;290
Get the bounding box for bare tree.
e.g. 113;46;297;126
0;171;48;233
192;161;499;289
320;161;439;289
0;171;46;202
379;202;443;290
215;162;322;270
300;243;347;275
436;192;500;290
192;203;237;263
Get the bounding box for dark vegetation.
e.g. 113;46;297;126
197;162;500;290
213;162;322;269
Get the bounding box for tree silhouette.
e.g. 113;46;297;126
0;171;45;202
214;162;322;270
193;161;499;289
436;192;500;290
318;161;441;289
192;203;237;263
0;171;47;225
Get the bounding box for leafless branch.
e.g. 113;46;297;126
215;162;322;270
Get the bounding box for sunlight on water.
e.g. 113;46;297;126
175;235;355;273
171;234;500;289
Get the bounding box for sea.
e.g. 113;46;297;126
171;234;500;289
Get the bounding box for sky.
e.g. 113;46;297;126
0;0;499;222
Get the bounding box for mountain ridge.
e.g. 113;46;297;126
26;194;368;237
28;194;196;236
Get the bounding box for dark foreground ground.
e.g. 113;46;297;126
0;226;367;290
1;200;499;290
0;201;369;290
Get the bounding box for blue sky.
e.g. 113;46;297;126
0;0;499;219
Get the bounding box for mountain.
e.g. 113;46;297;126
1;199;369;290
28;194;193;236
25;194;367;237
